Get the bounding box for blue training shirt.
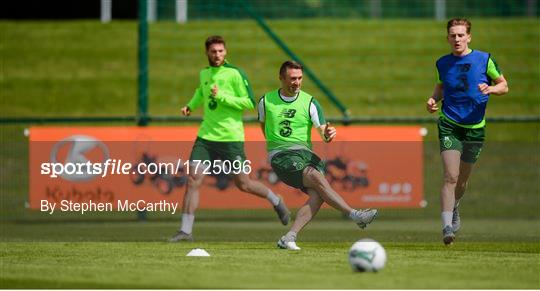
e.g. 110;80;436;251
436;50;491;126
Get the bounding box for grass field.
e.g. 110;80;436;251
1;219;539;289
1;18;539;289
1;19;539;117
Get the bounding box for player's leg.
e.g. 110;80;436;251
233;172;270;198
452;128;484;233
455;161;473;201
233;173;290;225
170;169;204;242
440;150;461;244
220;139;290;225
440;150;461;213
170;138;209;242
455;161;473;200
182;169;205;215
302;166;352;214
438;118;467;244
302;166;378;229
289;189;323;233
220;140;279;202
452;161;473;232
277;189;323;250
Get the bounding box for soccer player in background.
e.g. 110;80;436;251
258;60;378;250
170;36;290;242
426;18;508;245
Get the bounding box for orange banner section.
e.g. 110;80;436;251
29;126;424;211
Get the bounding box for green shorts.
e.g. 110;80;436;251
189;137;246;163
270;149;325;191
438;117;485;163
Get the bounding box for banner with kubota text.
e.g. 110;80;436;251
29;126;424;211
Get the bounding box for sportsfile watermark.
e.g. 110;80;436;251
40;159;253;179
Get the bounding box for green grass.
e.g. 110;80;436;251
1;219;539;289
1;19;539;117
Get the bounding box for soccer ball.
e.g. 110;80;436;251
348;239;386;272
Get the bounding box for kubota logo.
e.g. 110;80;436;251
50;135;110;182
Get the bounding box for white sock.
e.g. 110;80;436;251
266;189;280;206
348;209;359;219
441;211;453;228
285;231;297;240
180;213;195;234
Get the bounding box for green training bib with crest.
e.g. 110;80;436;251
263;89;313;152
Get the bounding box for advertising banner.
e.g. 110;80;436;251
29;126;424;212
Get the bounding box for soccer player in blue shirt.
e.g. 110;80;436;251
426;18;508;245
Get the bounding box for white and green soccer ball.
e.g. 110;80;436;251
348;239;387;272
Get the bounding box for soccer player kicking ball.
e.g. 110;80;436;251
170;36;290;242
426;18;508;245
258;60;378;250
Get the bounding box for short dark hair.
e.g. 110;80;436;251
279;60;303;77
447;18;471;34
205;35;226;50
